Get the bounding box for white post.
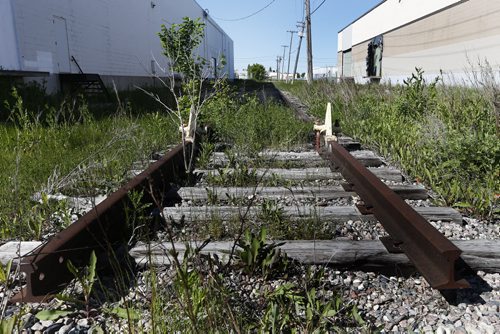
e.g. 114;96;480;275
313;103;337;148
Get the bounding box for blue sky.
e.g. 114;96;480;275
196;0;381;74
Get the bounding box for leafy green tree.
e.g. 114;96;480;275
247;63;267;81
159;17;205;81
143;17;226;172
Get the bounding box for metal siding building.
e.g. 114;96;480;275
0;0;234;91
337;0;500;84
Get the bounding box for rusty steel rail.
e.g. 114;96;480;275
12;143;189;302
327;141;470;290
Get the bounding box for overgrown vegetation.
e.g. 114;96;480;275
0;81;178;240
202;84;311;154
278;67;499;219
0;17;375;333
123;227;370;333
0;61;351;334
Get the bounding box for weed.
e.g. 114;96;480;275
207;163;259;187
206;216;225;239
0;315;17;334
204;93;311;153
0;87;178;240
260;199;283;224
125;190;152;245
154;242;242;333
63;250;97;315
236;227;286;277
0;260;14;325
279;69;500;219
31;251;98;326
205;187;218;205
29;192;72;239
196;141;215;168
396;67;439;119
259;199;287;238
260;268;367;333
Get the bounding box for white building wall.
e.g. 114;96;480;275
0;0;20;71
383;35;500;84
3;0;233;79
337;0;500;84
338;0;464;52
341;26;352;51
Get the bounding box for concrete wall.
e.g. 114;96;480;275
2;0;234;86
338;0;500;84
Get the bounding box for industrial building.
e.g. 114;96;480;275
0;0;234;92
337;0;500;84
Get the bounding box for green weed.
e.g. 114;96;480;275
236;227;286;277
207;163;259;187
203;91;311;153
279;70;500;219
196;141;215;168
260;267;368;333
0;87;178;240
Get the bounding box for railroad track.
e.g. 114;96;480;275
2;132;498;304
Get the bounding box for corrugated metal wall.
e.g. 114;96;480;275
2;0;234;80
0;0;20;71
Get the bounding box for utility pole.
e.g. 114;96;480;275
286;30;297;83
292;21;304;84
281;45;288;81
276;56;282;80
305;0;313;84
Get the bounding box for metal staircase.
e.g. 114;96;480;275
59;56;110;98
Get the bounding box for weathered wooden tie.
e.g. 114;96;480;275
176;184;427;201
163;205;461;224
210;150;384;168
196;166;403;182
126;240;500;272
4;240;499;272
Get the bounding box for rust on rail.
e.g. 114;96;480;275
327;140;470;290
11;143;189;302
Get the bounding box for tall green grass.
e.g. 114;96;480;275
0;84;178;240
202;85;312;153
278;70;499;219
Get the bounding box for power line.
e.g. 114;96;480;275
311;0;326;15
213;0;277;22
